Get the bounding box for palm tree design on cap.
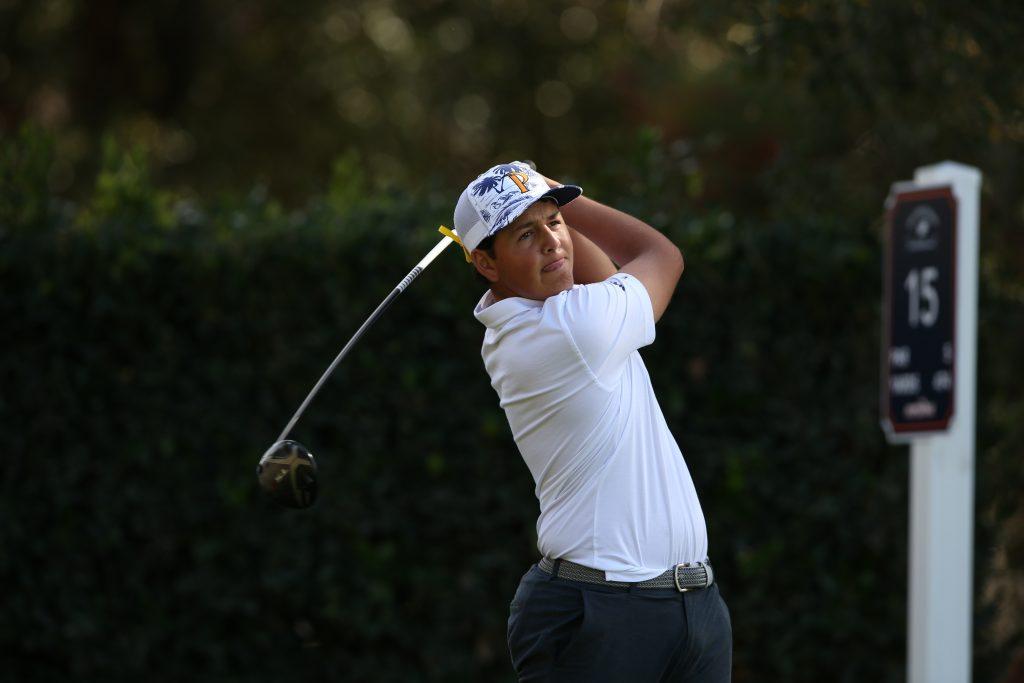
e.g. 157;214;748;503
491;193;520;209
471;175;502;196
492;163;525;175
492;198;529;229
471;165;532;197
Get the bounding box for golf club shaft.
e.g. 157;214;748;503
276;235;455;442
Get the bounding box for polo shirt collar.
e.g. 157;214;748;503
473;290;543;329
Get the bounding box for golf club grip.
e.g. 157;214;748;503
275;235;454;442
397;266;422;292
398;235;454;292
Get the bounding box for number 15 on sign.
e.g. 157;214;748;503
905;266;940;328
881;185;957;439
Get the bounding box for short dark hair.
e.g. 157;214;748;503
477;235;496;257
474;235;496;285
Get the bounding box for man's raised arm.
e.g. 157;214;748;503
547;176;684;322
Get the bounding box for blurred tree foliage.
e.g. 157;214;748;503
2;0;1023;680
2;0;1017;211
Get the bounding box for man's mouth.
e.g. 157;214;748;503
542;257;566;273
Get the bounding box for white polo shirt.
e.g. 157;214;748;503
474;272;708;582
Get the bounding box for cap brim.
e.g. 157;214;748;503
542;184;582;206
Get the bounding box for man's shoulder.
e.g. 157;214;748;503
546;273;656;375
564;273;643;297
549;274;649;321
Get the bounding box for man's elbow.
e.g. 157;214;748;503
669;243;684;281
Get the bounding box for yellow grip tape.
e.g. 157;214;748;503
438;225;472;262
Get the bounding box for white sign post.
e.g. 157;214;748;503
900;162;981;683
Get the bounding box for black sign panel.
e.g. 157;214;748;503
881;185;957;439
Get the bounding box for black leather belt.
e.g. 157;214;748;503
538;557;715;592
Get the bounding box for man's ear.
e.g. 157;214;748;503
471;249;500;283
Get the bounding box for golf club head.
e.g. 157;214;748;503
257;440;318;509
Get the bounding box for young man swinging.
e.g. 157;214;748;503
453;161;732;682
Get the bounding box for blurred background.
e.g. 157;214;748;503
2;0;1023;680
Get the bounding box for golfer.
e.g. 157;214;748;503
453;161;732;682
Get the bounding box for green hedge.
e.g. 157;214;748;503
2;131;1019;681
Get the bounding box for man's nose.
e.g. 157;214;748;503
540;225;561;251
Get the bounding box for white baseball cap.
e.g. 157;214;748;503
453;161;582;253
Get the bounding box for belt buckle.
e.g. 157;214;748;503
674;561;712;592
674;562;693;592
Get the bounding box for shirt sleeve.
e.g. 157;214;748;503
559;272;656;382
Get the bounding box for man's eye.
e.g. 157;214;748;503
518;230;532;241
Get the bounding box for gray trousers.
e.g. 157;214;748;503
507;563;732;682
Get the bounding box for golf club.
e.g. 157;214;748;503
257;229;459;508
